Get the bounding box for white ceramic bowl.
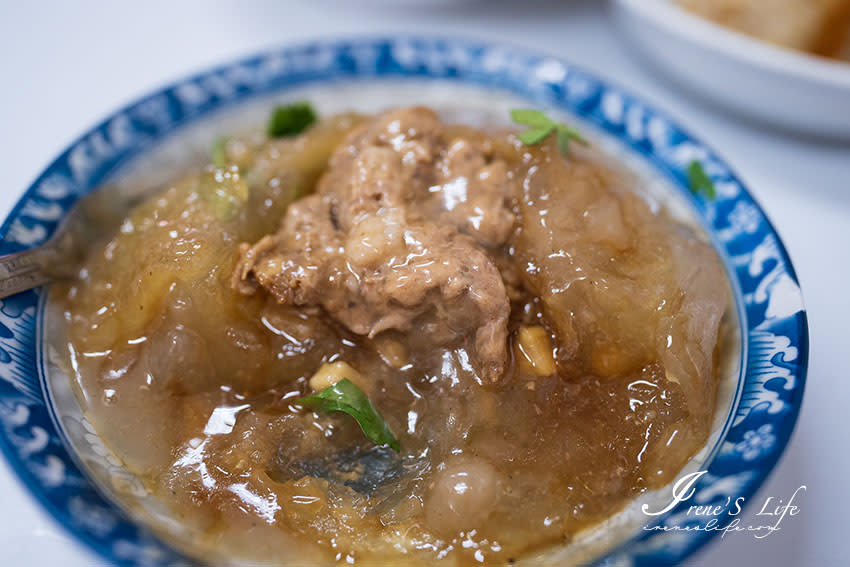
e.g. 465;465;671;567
612;0;850;138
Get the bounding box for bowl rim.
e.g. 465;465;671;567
0;36;808;566
614;0;850;89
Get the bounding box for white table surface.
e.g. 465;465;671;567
0;1;847;565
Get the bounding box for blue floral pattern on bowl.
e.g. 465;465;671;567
0;37;807;566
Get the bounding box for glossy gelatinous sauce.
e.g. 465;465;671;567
53;107;730;565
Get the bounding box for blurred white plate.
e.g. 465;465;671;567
612;0;850;138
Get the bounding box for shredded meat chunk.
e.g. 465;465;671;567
233;107;517;380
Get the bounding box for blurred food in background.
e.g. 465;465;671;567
679;0;850;61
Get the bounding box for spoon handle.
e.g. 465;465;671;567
0;247;52;299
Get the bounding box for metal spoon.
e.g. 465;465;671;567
0;187;146;300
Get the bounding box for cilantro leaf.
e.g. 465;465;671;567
211;136;229;169
556;124;588;147
267;101;317;138
519;126;555;145
687;160;717;200
511;108;587;156
556;129;571;156
297;379;400;452
510;109;553;128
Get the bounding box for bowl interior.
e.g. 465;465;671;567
40;80;743;565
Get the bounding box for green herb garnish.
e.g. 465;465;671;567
267;101;317;138
211;136;229;169
510;108;588;155
687;160;716;199
296;379;400;452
